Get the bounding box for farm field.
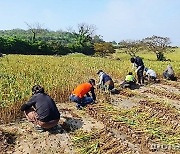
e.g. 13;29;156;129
0;50;180;153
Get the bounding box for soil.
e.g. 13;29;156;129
0;80;179;154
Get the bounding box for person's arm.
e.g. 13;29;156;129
136;66;142;72
98;74;103;85
86;92;90;97
20;95;36;111
90;87;96;101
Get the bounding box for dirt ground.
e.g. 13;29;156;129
0;79;180;154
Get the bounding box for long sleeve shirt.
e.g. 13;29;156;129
22;93;60;122
133;57;144;72
98;72;112;85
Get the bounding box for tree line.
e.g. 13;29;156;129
0;23;176;61
0;23;101;55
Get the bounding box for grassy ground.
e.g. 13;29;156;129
0;49;180;153
114;48;180;76
0;49;180;122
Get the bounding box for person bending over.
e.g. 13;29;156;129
144;68;157;82
97;70;114;91
130;56;145;85
69;79;96;110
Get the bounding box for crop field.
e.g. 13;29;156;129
0;49;180;153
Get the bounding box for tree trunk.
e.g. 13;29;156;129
32;32;36;42
156;52;165;61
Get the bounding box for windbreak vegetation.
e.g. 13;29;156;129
0;27;96;55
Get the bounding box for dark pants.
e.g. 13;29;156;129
137;68;144;84
163;72;176;81
145;75;156;82
121;81;136;89
69;94;93;107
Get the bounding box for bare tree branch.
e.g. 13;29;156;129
25;22;44;42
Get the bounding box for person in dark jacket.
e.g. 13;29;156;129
21;85;60;130
163;64;177;81
69;79;96;109
97;70;114;91
130;56;145;85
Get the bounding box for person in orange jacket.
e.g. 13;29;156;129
69;79;96;109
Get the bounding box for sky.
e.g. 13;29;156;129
0;0;179;45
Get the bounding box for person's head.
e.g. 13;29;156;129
130;57;135;63
89;79;95;86
97;70;104;75
167;64;172;68
32;85;44;95
128;72;133;75
144;68;148;72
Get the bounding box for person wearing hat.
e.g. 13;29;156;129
20;85;60;131
130;56;145;85
144;68;157;82
97;70;114;91
69;79;96;109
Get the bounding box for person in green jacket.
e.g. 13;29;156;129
121;72;136;89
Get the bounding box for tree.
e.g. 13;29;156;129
25;22;44;42
69;23;96;55
119;40;143;57
94;42;115;57
92;35;104;43
142;35;172;61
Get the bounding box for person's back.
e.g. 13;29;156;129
121;72;136;89
163;64;176;81
97;70;114;90
125;74;135;82
166;65;174;75
70;79;96;109
21;85;60;130
102;73;113;84
146;69;156;78
33;93;60;122
72;83;92;98
134;56;144;67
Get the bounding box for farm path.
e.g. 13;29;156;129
111;79;180;110
0;80;179;154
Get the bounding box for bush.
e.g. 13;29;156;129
94;42;115;57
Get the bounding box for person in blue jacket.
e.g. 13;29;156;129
97;70;114;91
